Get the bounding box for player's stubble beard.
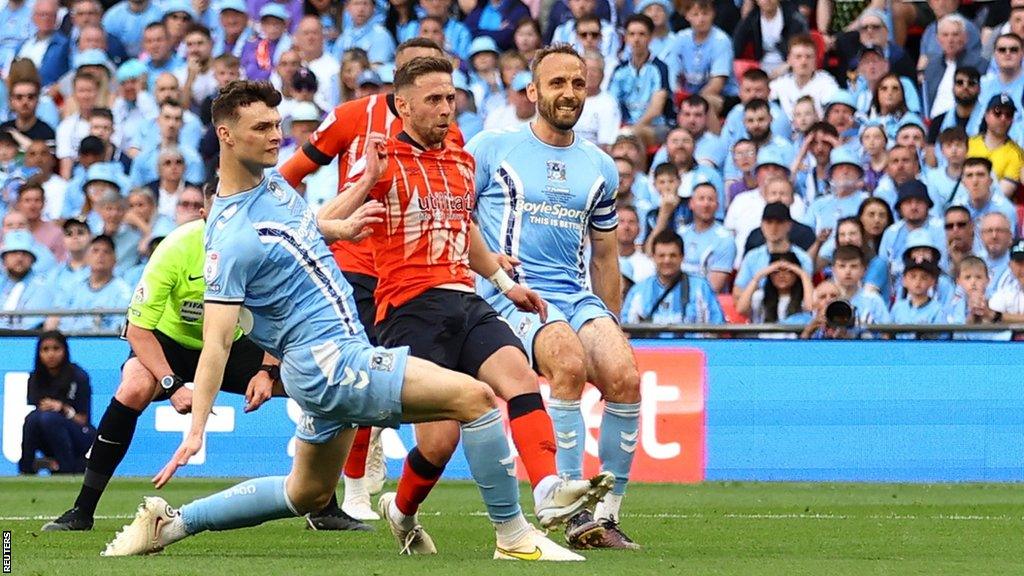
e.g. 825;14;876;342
536;85;583;132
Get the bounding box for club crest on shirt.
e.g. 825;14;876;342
546;160;566;181
370;351;396;372
204;251;220;284
269;180;285;200
516;316;534;338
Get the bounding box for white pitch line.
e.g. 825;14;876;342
2;512;1021;522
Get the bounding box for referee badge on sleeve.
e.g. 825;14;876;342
204;252;220;284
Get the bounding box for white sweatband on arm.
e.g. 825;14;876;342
488;269;516;295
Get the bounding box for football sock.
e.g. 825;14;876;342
596;493;623;522
507;393;558;488
599;401;640;496
75;398;141;516
343;426;372;479
394;447;443;517
461;408;521;522
547;398;585;480
494;513;532;548
181;476;297;534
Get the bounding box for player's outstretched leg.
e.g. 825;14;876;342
580;318;642;550
44;360;151;531
477;346;614;530
103;427;356;556
386;357;585;561
339;426;381;520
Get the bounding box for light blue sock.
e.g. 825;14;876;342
180;475;298;534
461;408;521;522
599;401;640;495
547;398;585;480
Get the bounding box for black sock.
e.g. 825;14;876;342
73;398;141;516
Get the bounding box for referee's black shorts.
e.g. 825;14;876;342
343;271;379;345
376;288;526;378
126;330;265;401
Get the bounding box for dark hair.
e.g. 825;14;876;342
857;196;894;247
90;234;116;252
211;80;283;125
687;0;714;11
185;23;212;40
386;1;421;39
682;94;709;112
393;56;453;92
144;21;168;35
744;98;770;114
996;32;1024;47
651;229;684;254
624;13;654;33
834;244;866;265
808;121;839;138
954;65;980;81
835;216;876;259
871;73;908;117
88;107;113;122
531;43;583;78
30;331;73;391
741;68;769;83
937;126;968;146
963;156;993;173
763;252;804;322
575;14;602;31
79;135;105;155
616;204;639;218
17;176;45;199
653;162;679;179
203;176;219;200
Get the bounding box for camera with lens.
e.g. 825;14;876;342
824;299;856;329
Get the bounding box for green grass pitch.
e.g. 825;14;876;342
1;477;1023;575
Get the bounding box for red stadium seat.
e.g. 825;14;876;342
734;59;761;81
717;294;748;324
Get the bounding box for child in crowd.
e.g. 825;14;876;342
944;256;1009;341
644;163;687;244
725;139;757;202
790;96;819;150
859;122;887;194
890;256;945;339
832;245;890;326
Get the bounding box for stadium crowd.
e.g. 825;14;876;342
0;0;1023;339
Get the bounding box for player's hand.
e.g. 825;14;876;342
153;432;203;489
361;132;388;183
169;386;193;414
495;253;520;274
506;284;548;323
244;371;274;413
323;201;386;243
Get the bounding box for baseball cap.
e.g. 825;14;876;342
858;8;890;30
510;71;532;92
856;44;885;61
0;230;39;261
1011;237;1024;261
259;3;289;21
755;148;789;172
289;102;321;123
903;255;941;278
895;112;925;134
827;147;864;175
691;171;718;193
452;70;471;93
468;37;499;58
986;93;1016;113
762;201;791;222
358;70;382;87
824;90;856;113
291;67;318;92
116;59;147;82
74;49;114;73
219;0;247;14
902;228;941;263
895;179;933;210
162;0;195;19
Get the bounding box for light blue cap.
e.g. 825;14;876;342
510;71;532;92
116;59;147;82
452;70;470;93
85;163;125;189
896;112;925;133
289;101;321;123
755;148;789;171
259;3;289;21
0;230;39;261
824;90;856;112
468;36;499;57
162;0;195;18
357;69;382;87
828;147;864;174
218;0;247;14
74;49;114;73
903;228;940;256
635;0;673;14
691;171;718;192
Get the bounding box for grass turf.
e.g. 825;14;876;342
1;477;1023;575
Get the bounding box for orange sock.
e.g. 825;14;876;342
394;447;444;516
508;393;558;488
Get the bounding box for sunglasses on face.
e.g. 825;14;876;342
944;221;969;230
578;31;601;38
954;78;978;87
996;45;1022;54
177;201;203;210
162;158;185;166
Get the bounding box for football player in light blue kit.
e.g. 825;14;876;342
466;45;641;550
103;81;546;560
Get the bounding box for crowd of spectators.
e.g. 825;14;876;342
0;0;1022;339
